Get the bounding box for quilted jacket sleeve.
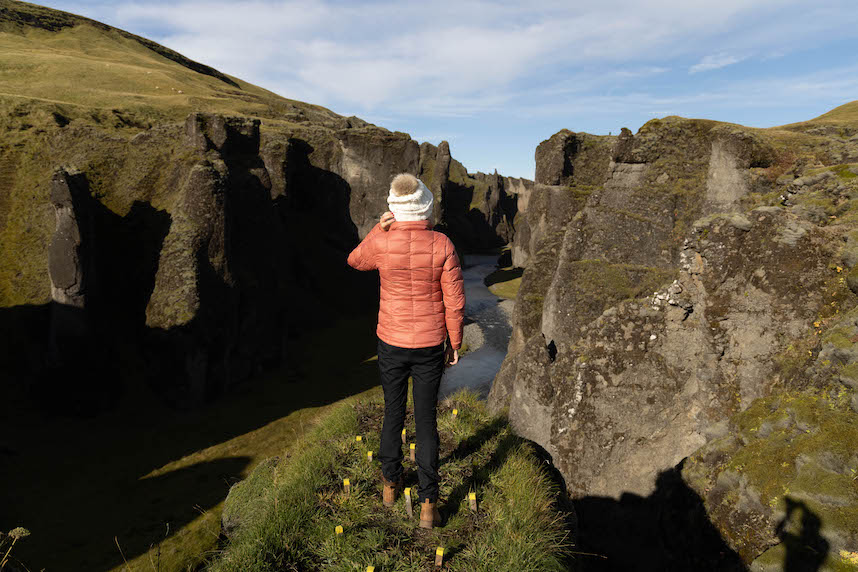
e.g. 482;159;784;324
440;238;465;349
347;223;383;271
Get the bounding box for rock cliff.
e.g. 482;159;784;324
0;1;523;409
489;107;858;569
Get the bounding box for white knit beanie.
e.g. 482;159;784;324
387;178;434;222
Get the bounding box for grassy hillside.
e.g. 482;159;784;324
0;0;376;306
0;0;347;306
211;389;575;571
0;0;346;137
780;100;858;130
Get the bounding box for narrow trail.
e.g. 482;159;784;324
439;254;513;400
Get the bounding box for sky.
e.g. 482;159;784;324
45;0;858;179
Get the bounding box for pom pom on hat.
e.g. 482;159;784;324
387;177;434;222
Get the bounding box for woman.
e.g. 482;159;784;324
347;173;465;529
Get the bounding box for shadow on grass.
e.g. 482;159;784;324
2;311;382;571
439;430;579;570
443;432;520;522
483;266;523;288
439;417;507;465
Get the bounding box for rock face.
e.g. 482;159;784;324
48;168;92;350
145;123;237;402
419;140;526;253
3;105;523;408
141;112;430;404
490;116;858;568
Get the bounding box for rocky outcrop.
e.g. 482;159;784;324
48;168;93;351
418;140;528;252
538;208;842;497
145;156;235;403
48;169;91;309
495;118;781;408
490;115;858;569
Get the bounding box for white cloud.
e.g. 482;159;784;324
56;0;858;113
44;0;858;147
689;53;744;74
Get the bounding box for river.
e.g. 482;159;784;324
439;254;513;399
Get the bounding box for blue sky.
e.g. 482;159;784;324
46;0;858;179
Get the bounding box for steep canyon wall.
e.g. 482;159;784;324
0;108;522;410
488;115;858;568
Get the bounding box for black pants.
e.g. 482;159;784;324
377;338;445;503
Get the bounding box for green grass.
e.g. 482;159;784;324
210;389;574;571
785;101;858;129
485;267;523;300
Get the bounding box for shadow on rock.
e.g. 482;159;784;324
574;460;747;572
776;497;829;572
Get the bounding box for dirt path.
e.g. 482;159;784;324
440;254;513;399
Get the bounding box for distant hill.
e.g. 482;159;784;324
0;0;347;134
777;100;858;136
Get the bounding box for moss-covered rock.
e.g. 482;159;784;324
682;388;858;570
492;113;858;501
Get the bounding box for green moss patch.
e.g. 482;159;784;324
684;388;858;568
563;259;677;307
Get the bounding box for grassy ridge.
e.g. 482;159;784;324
0;0;343;133
211;389;574;571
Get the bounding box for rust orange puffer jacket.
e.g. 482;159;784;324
347;220;465;349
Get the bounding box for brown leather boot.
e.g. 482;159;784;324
419;499;442;529
381;475;402;507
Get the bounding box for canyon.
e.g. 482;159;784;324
2;1;858;570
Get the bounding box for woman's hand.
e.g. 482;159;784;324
445;345;459;366
380;211;395;231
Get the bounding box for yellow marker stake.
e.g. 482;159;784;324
335;525;343;535
435;546;444;567
343;478;350;495
367;450;373;462
367;567;375;572
452;408;458;418
404;487;413;517
401;428;406;444
409;442;416;462
356;435;362;442
468;491;477;512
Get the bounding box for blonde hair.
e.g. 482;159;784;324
390;173;419;197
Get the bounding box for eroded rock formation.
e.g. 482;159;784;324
490;116;858;569
48;167;92;352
